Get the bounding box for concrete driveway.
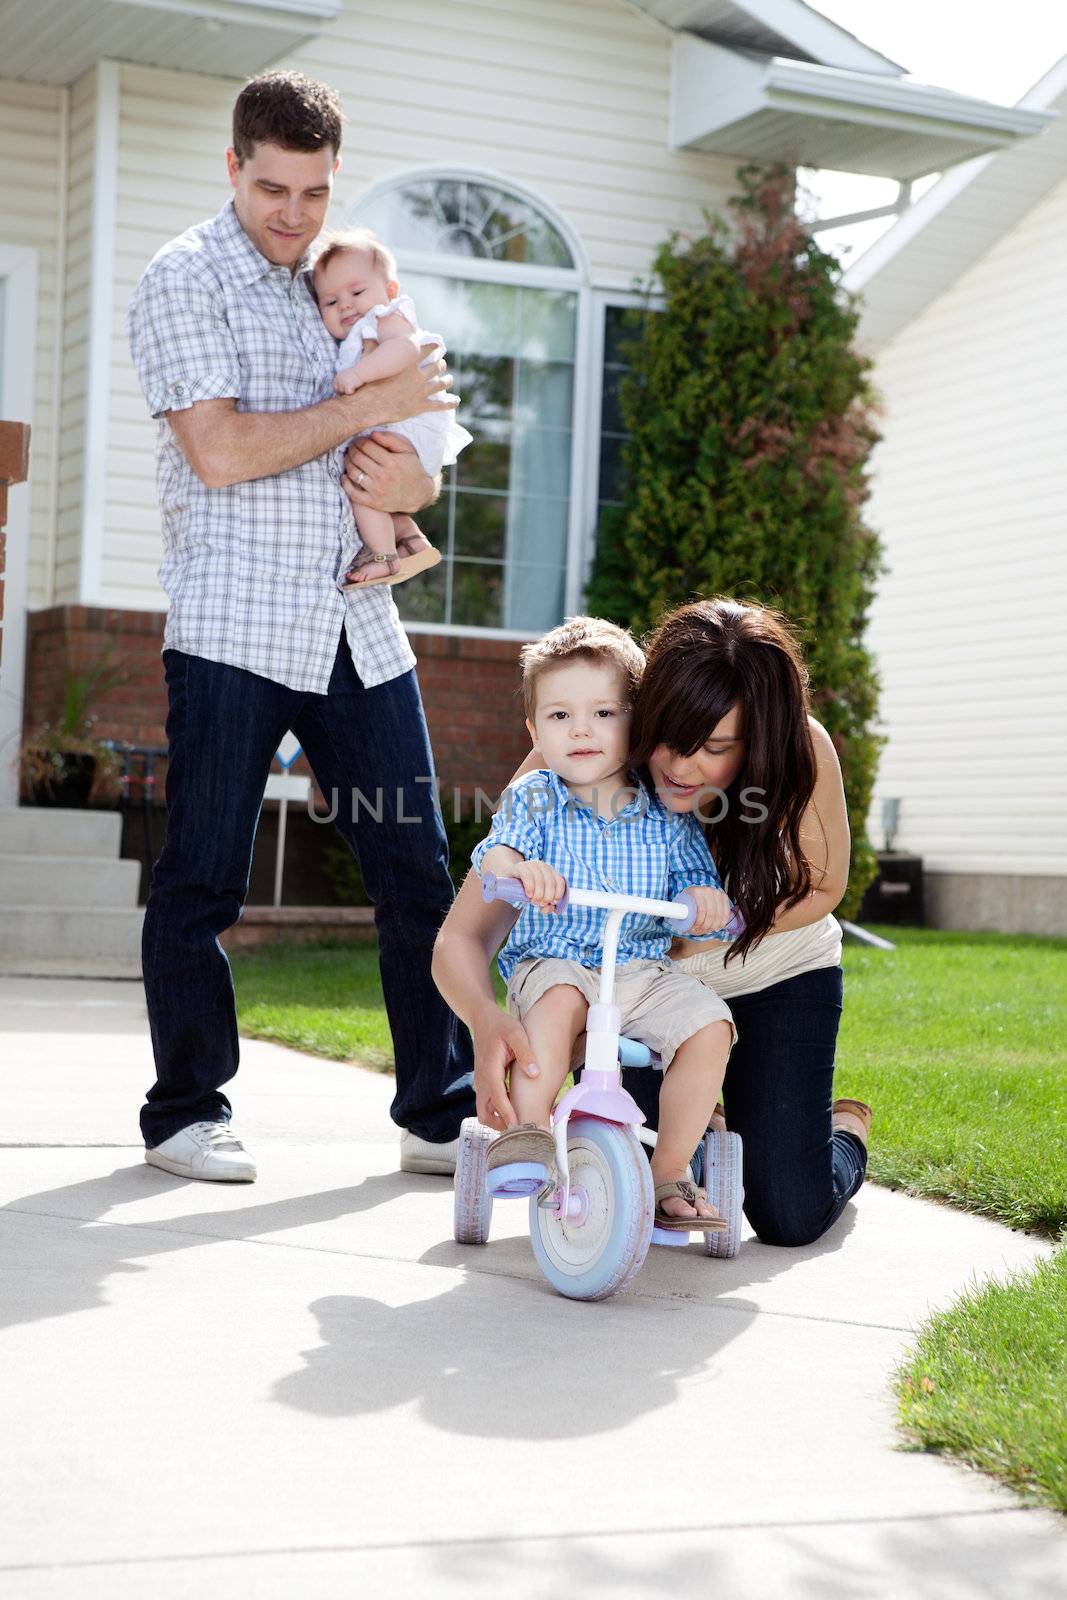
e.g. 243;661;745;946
0;976;1063;1598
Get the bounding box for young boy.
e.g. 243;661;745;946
472;617;736;1231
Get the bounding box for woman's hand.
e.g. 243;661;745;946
471;1001;540;1129
343;431;437;514
512;859;567;912
683;885;733;936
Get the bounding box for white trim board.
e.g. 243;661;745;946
0;244;38;808
844;51;1067;351
79;59;119;608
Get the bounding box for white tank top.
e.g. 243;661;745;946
674;914;843;999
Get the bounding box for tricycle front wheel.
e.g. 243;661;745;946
530;1118;653;1301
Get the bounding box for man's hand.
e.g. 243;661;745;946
512;859;567;913
471;1002;540;1129
683;885;733;936
343;432;438;514
348;342;455;428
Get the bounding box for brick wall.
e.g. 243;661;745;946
23;604;531;801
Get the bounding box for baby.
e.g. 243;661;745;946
471;616;737;1233
313;227;472;587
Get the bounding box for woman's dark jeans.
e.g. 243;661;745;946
623;965;865;1247
140;639;476;1148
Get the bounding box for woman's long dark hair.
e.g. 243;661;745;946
630;599;817;963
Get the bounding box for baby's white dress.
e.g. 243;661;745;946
335;291;472;475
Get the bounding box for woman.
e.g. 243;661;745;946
432;598;870;1247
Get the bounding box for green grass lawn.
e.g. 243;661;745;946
833;927;1067;1237
233;925;1066;1234
231;923;1067;1513
895;1249;1067;1512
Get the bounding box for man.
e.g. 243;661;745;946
127;70;474;1182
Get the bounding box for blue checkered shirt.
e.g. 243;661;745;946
127;200;416;692
472;769;728;981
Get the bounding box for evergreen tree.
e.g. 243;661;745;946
587;166;883;914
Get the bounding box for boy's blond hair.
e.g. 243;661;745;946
520;616;645;721
312;226;397;287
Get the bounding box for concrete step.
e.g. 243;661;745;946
0;906;144;964
0;855;141;907
0;807;123;859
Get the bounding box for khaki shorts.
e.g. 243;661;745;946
506;956;735;1071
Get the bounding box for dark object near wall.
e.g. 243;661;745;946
859;852;925;927
30;752;97;807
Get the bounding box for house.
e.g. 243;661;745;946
846;52;1067;935
0;1;1052;908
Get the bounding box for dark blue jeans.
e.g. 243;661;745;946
140;637;475;1148
623;965;865;1247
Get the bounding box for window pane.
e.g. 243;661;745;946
519;288;575;361
451;561;504;627
358;178;574;269
598;434;626;507
455;428;512;494
510;426;572;501
454;492;507;560
504;563;567;633
396;557;447;625
506;496;569;570
459;355;514;421
598;304;645;516
515;359;573;423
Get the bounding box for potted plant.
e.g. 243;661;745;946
20;641;125;807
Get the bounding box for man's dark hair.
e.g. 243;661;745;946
232;71;343;164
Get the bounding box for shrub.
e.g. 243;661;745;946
586;166;883;914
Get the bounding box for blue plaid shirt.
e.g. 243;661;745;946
472;769;727;981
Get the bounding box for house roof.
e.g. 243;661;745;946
631;0;903;76
844;53;1067;351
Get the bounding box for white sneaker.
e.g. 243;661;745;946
399;1129;460;1176
145;1121;257;1183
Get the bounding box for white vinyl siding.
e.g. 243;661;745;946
105;65;238;606
99;0;739;609
0;79;63;607
54;69;99;603
866;169;1067;879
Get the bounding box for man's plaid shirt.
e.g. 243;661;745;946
127;200;416;692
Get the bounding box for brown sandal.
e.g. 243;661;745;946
342;546;401;586
833;1098;872;1145
342;538;442;589
654;1179;728;1233
485;1122;556;1173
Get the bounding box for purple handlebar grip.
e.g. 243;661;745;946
672;893;745;939
481;871;569;912
673;890;699;934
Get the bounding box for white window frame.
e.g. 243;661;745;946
0;244;38;807
346;167;592;642
579;286;656;599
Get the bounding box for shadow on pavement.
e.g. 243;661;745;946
271;1205;859;1440
272;1277;758;1440
428;1510;1067;1600
0;1165;422;1333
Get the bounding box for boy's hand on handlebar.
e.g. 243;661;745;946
684;885;733;936
513;859;568;912
471;1004;540;1129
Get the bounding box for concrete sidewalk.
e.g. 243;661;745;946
0;976;1063;1599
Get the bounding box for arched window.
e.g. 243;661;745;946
348;173;585;634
